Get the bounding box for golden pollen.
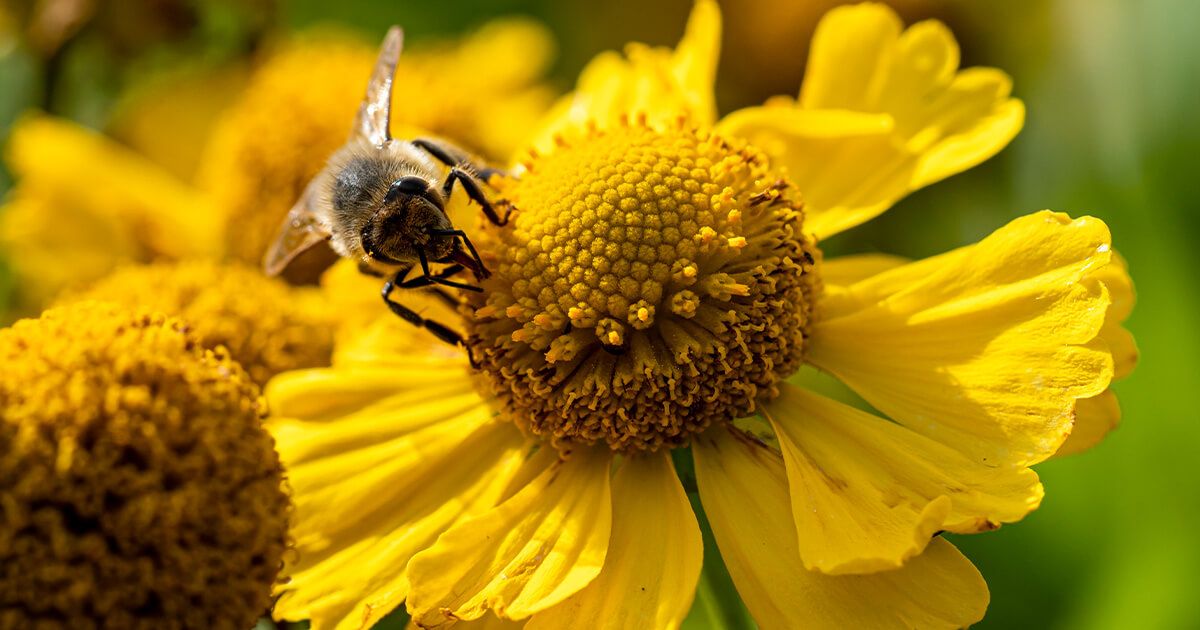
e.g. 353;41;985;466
468;122;820;452
62;261;334;386
0;302;289;628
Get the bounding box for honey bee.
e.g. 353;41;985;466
263;26;509;360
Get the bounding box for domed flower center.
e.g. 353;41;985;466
468;121;821;452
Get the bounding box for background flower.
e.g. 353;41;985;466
0;0;1195;629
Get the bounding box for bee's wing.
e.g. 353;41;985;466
354;26;404;146
263;176;333;276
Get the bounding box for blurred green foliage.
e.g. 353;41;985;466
1;0;1196;627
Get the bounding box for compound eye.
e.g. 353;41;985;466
385;176;428;202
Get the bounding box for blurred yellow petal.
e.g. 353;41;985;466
266;365;530;629
531;0;720;150
527;453;701;630
406;447;613;627
798;2;903;110
5;114;221;256
763;384;1042;575
718;3;1023;239
808;212;1114;467
109;63;249;182
669;0;722;124
0;114;221;308
693;425;989;629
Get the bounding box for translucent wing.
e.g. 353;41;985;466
263;177;332;276
354;26;404;145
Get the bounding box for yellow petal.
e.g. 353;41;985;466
0;114;223;307
1050;251;1135;457
808;211;1115;467
406;614;524;630
693;425;989;629
797;3;904;111
824;250;1135;461
1091;254;1138;379
527;453;702;630
819;252;909;287
406;447;614;626
268;365;530;630
763;384;1042;575
667;0;722;125
1055;390;1121;457
718;4;1023;239
266;362;473;425
5;114;221;256
531;0;721;149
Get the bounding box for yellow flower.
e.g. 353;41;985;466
108;63;252;183
266;3;1135;628
0;114;222;314
0;301;289;628
60;261;335;386
199;20;556;272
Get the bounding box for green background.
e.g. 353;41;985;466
2;0;1196;627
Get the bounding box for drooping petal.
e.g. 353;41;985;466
1054;254;1137;456
1091;253;1138;379
822;247;1136;461
762;384;1042;575
531;0;721;149
527;453;702;630
406;447;614;627
693;425;989;629
1056;391;1122;458
717;3;1023;239
807;211;1115;467
266;365;531;630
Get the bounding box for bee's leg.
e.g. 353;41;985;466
443;167;512;226
382;274;480;368
411;137;513;225
412;137;472;168
429;228;489;280
393;264;468;316
418;249;482;292
412;138;508;178
396;263;466;289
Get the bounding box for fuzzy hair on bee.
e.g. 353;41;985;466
263;26;511;363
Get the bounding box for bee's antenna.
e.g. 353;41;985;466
355;26;403;146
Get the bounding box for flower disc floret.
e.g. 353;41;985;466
469;121;820;452
0;302;289;629
63;261;334;385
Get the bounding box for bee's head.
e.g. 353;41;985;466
357;176;452;265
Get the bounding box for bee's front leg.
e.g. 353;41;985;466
412;137;513;226
442;168;512;226
381;271;480;368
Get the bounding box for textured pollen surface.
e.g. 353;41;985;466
469;121;820;451
63;261;334;386
0;302;289;629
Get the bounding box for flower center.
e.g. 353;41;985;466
468;121;820;452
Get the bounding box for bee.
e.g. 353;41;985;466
263;26;510;361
